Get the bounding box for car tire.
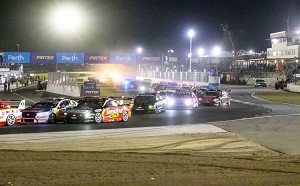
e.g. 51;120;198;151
48;113;56;124
6;114;16;126
94;112;102;123
121;111;129;122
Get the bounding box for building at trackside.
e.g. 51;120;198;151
267;29;300;75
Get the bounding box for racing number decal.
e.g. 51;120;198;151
109;113;119;118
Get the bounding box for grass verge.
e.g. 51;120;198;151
255;90;300;105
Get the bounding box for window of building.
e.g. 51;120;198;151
273;51;277;57
278;51;282;56
288;50;295;55
268;51;273;57
284;50;289;55
287;37;292;42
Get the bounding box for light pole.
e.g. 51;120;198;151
188;29;195;72
137;47;142;75
212;46;221;76
17;44;19;52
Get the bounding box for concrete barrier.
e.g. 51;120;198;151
46;84;80;97
287;84;300;92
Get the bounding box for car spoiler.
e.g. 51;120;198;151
108;96;134;105
10;100;26;110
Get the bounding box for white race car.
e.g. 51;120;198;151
0;100;25;126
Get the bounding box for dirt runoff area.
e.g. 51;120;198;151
0;132;300;186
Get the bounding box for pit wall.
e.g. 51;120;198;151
136;76;221;87
46;84;81;97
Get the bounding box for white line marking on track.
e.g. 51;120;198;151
12;92;36;103
206;113;300;124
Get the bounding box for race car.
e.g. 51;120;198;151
63;97;132;123
0;99;25;126
132;93;166;114
199;90;230;106
21;98;77;124
165;91;198;109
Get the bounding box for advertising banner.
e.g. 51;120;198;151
3;52;30;63
56;53;84;64
109;53;136;64
138;55;161;65
84;52;109;64
83;81;97;89
80;88;100;97
30;52;56;63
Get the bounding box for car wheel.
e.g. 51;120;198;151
6;114;16;126
48;113;56;124
121;111;129;122
94;112;102;123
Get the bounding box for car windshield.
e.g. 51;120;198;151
134;96;155;104
159;91;174;96
76;100;104;109
32;102;56;108
256;80;265;83
204;92;220;97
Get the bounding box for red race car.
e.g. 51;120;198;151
199;90;230;106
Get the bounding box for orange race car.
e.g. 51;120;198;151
0;99;25;126
63;97;132;124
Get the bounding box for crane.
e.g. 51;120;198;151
221;23;236;69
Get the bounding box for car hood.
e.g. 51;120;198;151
202;96;217;100
134;99;153;106
22;107;51;113
67;108;97;114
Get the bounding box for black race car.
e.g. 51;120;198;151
132;93;166;114
63;97;132;124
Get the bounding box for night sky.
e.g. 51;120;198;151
0;0;299;55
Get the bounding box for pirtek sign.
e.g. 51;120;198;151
142;57;160;61
84;53;110;64
30;52;56;63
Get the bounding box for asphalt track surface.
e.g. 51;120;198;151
0;84;271;134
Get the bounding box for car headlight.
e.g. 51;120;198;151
36;112;49;117
168;99;175;106
185;99;192;105
213;98;219;102
148;105;154;109
84;112;91;118
140;86;145;91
